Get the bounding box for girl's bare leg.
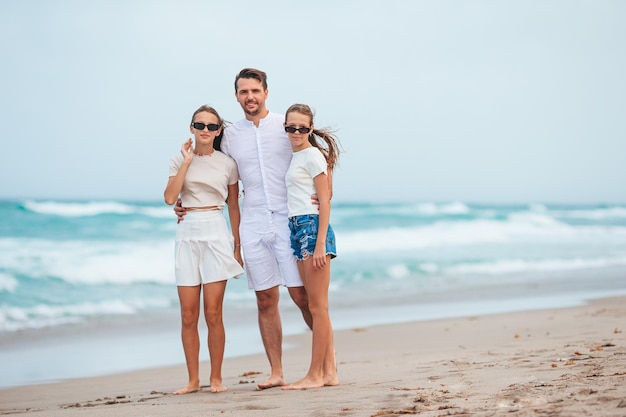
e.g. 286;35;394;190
203;280;228;393
283;255;337;390
175;285;202;394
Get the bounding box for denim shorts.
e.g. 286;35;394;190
288;214;337;261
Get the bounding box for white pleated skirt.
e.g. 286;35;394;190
175;210;244;286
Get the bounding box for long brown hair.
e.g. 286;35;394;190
285;104;341;170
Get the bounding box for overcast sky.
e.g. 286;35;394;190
1;1;624;204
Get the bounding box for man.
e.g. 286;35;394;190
176;68;313;390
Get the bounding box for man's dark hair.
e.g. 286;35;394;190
234;68;268;92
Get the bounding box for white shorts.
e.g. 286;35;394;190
240;209;302;291
175;210;244;286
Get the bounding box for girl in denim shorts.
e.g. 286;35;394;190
282;103;342;390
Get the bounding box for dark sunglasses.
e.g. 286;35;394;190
284;126;311;134
192;122;220;131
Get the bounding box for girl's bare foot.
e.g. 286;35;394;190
282;376;323;390
174;383;200;395
323;375;339;386
323;350;338;386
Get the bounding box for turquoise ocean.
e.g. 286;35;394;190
1;199;626;388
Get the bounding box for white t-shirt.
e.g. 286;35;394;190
220;112;292;213
285;147;327;218
169;151;239;208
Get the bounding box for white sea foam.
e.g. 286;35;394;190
0;312;81;332
418;263;440;273
415;202;470;215
0;273;18;293
387;264;411;280
0;298;171;332
527;203;626;220
23;200;134;217
137;206;176;218
444;256;626;275
551;206;626;220
0;238;174;285
22;200;173;218
339;214;626;254
332;201;472;221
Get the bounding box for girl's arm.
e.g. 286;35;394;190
226;182;243;267
313;171;331;270
310;169;333;208
327;169;333;201
164;139;194;205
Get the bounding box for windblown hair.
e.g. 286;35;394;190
190;105;226;151
285;103;341;170
234;68;268;92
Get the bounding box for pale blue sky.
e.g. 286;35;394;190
1;1;624;204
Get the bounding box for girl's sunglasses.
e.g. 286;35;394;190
192;122;220;131
284;126;311;134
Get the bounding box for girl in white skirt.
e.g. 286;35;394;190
164;105;244;394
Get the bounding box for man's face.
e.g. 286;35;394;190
235;78;268;117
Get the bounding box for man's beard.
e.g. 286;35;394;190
243;101;260;116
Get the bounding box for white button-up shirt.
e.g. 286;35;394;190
221;111;292;214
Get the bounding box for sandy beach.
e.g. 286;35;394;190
1;295;624;417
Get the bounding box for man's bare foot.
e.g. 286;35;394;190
256;376;286;390
210;384;228;393
174;383;200;395
282;376;323;391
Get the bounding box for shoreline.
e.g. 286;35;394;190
2;285;626;390
1;295;625;416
